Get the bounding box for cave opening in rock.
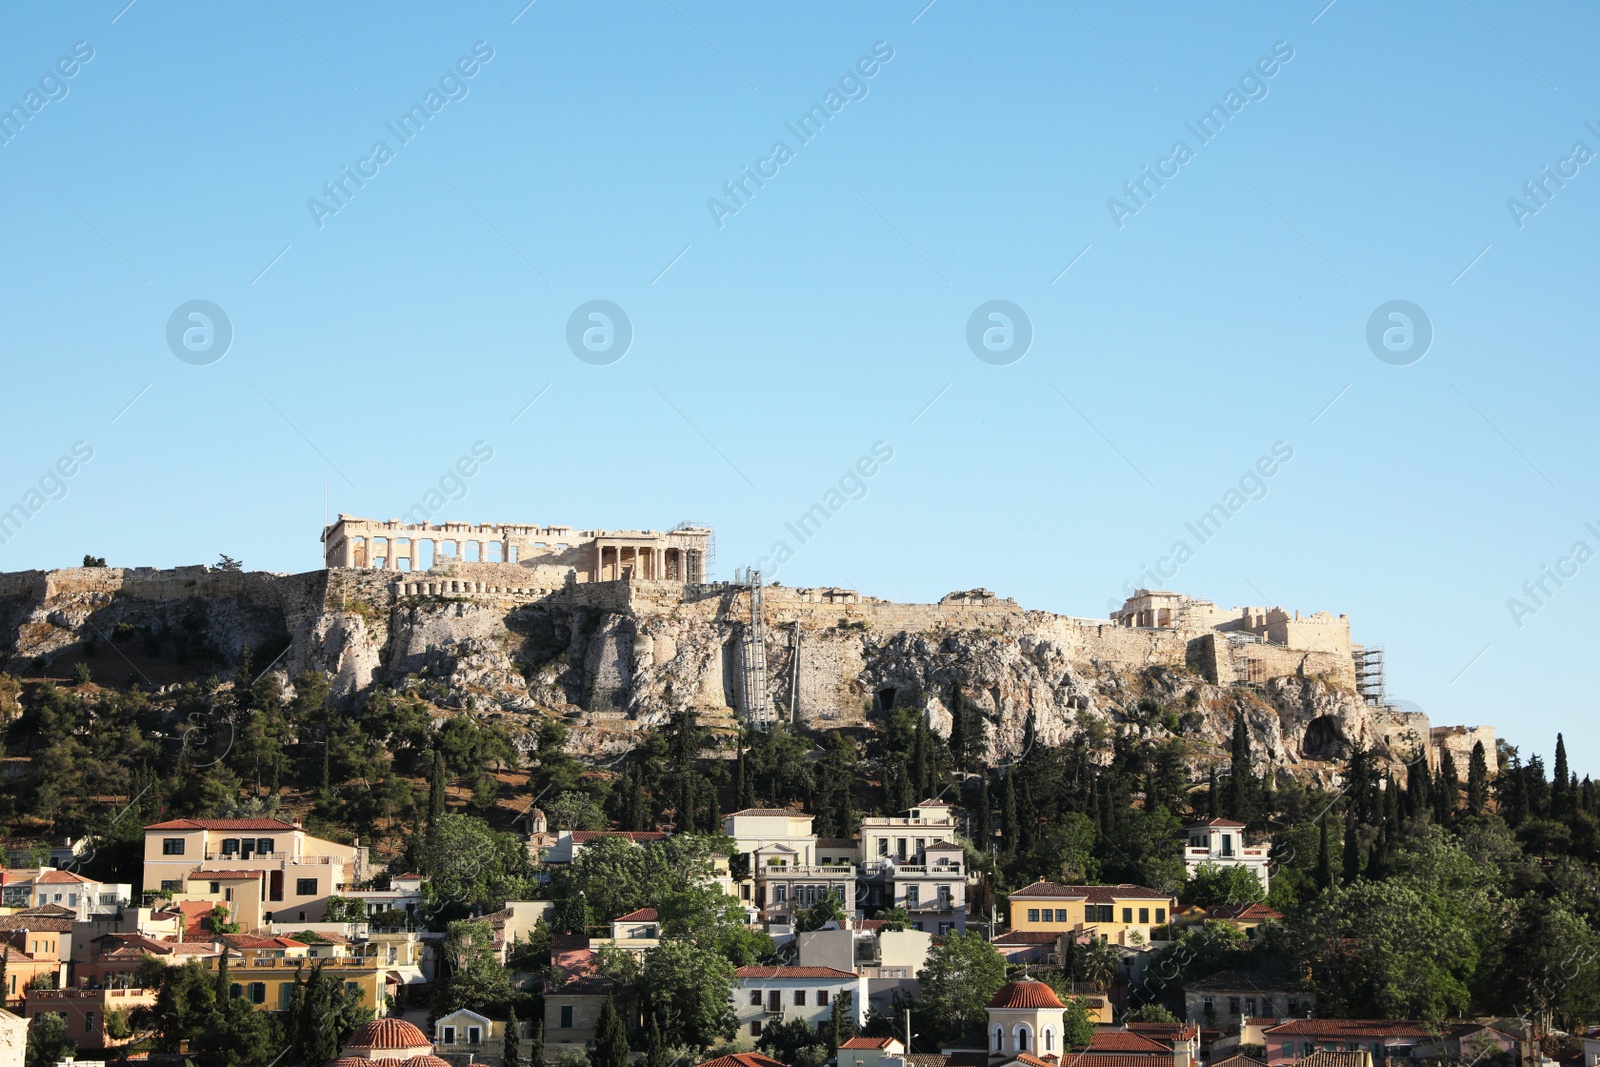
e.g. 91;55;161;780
876;687;898;712
1302;715;1345;760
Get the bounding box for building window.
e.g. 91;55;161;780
939;885;952;906
1288;998;1300;1016
160;880;181;892
896;838;907;859
1122;908;1133;923
162;838;185;855
1229;998;1241;1015
258;838;275;854
795;991;807;1007
1027;908;1040;922
1155;908;1166;923
906;886;919;905
250;983;266;1004
751;1022;763;1037
878;840;889;856
1139;908;1149;924
84;1012;95;1033
1054;908;1067;923
750;992;763;1006
560;1006;573;1029
1261;998;1274;1016
467;1027;481;1045
295;878;317;895
221;838;240;855
443;1027;457;1044
775;886;787;902
1246;998;1257;1016
210;882;221;894
768;991;781;1012
818;991;829;1006
940;922;954;934
1222;834;1234;856
995;1028;1004;1051
230;984;243;1000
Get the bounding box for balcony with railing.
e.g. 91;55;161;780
1183;846;1268;860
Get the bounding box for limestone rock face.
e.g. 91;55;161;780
0;566;1449;781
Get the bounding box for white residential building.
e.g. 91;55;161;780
1181;819;1271;891
732;965;865;1041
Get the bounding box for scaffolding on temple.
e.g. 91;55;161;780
671;520;715;582
1354;644;1386;706
736;568;771;725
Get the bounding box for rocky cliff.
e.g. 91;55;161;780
0;565;1460;783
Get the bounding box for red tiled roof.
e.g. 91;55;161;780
143;818;298;831
35;870;91;884
725;808;806;818
993;931;1061;944
1186;818;1246;827
693;1054;787;1067
570;831;668;843
1265;1020;1438;1039
1013;1056;1058;1067
1069;1056;1176;1067
841;1038;898;1050
1209;1056;1267;1067
988;979;1065;1009
1090;1031;1171;1053
1206;902;1282;921
613;908;658;922
736;965;858;980
0;916;73;932
1009;881;1172;901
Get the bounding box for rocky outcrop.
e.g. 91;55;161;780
0;566;1453;782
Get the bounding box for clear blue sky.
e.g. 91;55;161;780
3;2;1597;770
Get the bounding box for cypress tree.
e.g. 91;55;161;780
948;689;969;771
1468;741;1489;815
504;1007;523;1067
1315;817;1333;891
428;749;447;826
532;1015;546;1067
1206;765;1218;819
1341;812;1362;882
1000;769;1019;855
976;772;993;849
1436;748;1460;824
734;732;749;809
1553;734;1571;813
644;1007;666;1067
592;997;628;1067
1503;753;1528;827
216;947;231;1002
1227;714;1254;822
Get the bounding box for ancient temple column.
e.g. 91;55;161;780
341;539;355;568
409;539;420;571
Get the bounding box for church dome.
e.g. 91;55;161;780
345;1019;432;1050
988;977;1066;1009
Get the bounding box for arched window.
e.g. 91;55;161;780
1018;1025;1031;1052
995;1028;1004;1051
1044;1028;1055;1052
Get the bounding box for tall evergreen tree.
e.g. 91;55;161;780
1315;817;1333;891
1502;753;1529;827
531;1015;545;1067
1227;714;1255;822
1341;811;1362;883
215;948;230;1002
591;997;628;1067
1436;748;1460;824
1553;734;1571;813
734;733;751;809
643;1007;667;1067
428;749;447;826
504;1007;523;1067
1000;769;1019;855
976;772;992;849
1468;741;1490;815
1206;765;1218;819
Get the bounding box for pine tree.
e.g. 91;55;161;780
1468;741;1490;816
428;749;447;826
504;1007;523;1067
1553;734;1571;813
1316;818;1333;891
592;997;628;1067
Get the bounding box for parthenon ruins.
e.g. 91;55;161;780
319;515;712;583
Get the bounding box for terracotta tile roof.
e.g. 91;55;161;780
35;870;92;884
841;1038;898;1050
1090;1031;1171;1052
1209;1056;1267;1067
993;931;1061;945
1013;1055;1059;1067
143;818;298;831
725;808;806;817
17;904;75;917
693;1054;787;1067
1293;1054;1373;1067
1066;1056;1175;1067
1206;902;1283;922
569;831;668;843
1186;818;1246;827
989;979;1065;1009
613;908;658;922
1265;1020;1438;1039
0;916;73;932
1009;881;1173;901
735;965;858;980
344;1018;431;1050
